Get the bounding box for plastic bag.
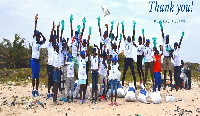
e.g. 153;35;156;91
150;92;162;104
125;85;136;102
137;84;149;103
117;87;125;98
165;95;176;102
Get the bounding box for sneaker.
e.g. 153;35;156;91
91;97;94;103
114;102;118;106
80;100;82;104
32;90;35;97
47;93;51;99
95;98;97;104
35;90;39;96
83;99;86;103
110;102;113;106
101;95;105;100
51;93;54;97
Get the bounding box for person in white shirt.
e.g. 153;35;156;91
133;35;145;84
161;29;173;90
99;24;110;54
121;28;137;89
77;50;87;104
143;39;154;86
90;47;100;103
172;36;183;91
99;52;108;100
52;25;62;103
31;14;46;97
64;53;75;103
109;57;119;106
47;24;56;99
70;21;85;74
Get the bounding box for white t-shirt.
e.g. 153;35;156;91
90;55;98;70
124;40;133;58
173;48;180;66
71;36;78;57
136;44;144;56
99;58;108;77
78;56;87;79
101;35;110;53
32;37;41;59
111;49;119;60
81;45;88;62
163;37;172;57
52;42;62;68
48;43;53;65
143;46;153;62
60;48;68;66
66;62;75;77
109;64;118;80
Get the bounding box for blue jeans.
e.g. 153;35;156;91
53;67;60;82
111;79;118;94
31;58;40;79
92;70;98;90
153;72;161;92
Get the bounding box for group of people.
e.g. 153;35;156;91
30;14;185;106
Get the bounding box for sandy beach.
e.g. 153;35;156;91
0;80;200;116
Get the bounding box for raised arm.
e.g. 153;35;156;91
105;24;108;37
33;14;38;38
99;26;102;36
115;23;119;40
143;34;145;45
71;23;73;37
122;29;126;41
132;29;135;42
57;25;59;43
118;39;121;50
178;37;183;48
87;35;90;57
161;29;164;39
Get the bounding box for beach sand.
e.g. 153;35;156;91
0;80;200;116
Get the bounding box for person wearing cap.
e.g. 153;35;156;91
99;52;108;100
52;24;62;103
31;14;46;97
133;35;145;84
77;50;87;104
99;24;110;54
161;29;173;90
172;36;183;91
47;21;56;98
143;39;154;87
64;53;75;103
121;27;137;89
89;47;100;103
109;57;119;106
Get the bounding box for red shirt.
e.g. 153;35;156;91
153;54;161;73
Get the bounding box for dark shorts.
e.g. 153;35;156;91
92;70;98;90
47;65;54;86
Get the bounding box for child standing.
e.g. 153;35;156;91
153;48;162;92
90;48;100;103
65;54;75;103
109;57;118;106
77;50;87;104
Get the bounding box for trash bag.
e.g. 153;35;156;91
150;92;161;104
73;80;80;99
137;84;149;103
117;86;125;98
165;95;176;102
125;85;136;102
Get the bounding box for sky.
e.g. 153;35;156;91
0;0;200;63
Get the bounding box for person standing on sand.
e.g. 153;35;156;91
31;14;46;97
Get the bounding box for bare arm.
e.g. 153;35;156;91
122;29;126;41
178;38;183;48
57;26;59;43
71;23;73;37
115;23;119;40
118;40;121;50
105;24;108;37
143;34;145;45
99;26;102;36
161;29;164;39
132;29;135;42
